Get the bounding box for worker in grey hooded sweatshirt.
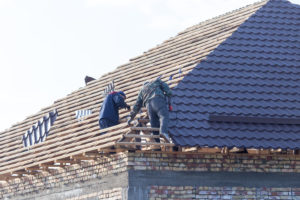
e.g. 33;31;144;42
127;78;173;142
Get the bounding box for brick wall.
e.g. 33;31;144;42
0;153;128;199
127;152;300;173
149;186;300;200
65;188;123;200
1;151;300;199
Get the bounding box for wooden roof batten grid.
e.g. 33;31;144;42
0;1;269;181
0;0;263;139
0;1;263;143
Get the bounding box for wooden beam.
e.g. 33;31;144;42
71;155;96;161
130;127;159;132
25;171;41;176
84;152;101;157
39;162;59;168
25;166;41;171
182;147;198;152
198;147;221;153
123;134;160;139
55;159;80;164
116;142;174;146
0;173;11;180
99;148;125;153
11;170;27;175
247;149;259;154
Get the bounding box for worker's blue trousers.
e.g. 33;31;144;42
99;118;117;129
146;96;169;143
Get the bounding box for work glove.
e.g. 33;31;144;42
127;114;134;126
127;118;133;126
169;104;173;111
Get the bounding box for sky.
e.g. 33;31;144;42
0;0;300;132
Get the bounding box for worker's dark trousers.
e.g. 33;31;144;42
99;119;117;130
147;96;169;143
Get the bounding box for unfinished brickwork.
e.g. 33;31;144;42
1;151;300;199
0;153;129;200
149;186;300;200
65;188;124;200
127;152;300;173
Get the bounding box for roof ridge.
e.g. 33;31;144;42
179;0;269;34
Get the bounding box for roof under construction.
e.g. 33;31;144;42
2;0;300;179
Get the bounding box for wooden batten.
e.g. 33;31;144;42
130;127;160;132
55;158;80;164
123;134;160;139
84;151;101;157
71;155;96;161
11;170;27;175
25;166;41;171
0;173;11;181
198;147;222;154
182;147;198;152
247;149;259;154
39;162;59;168
116;142;174;147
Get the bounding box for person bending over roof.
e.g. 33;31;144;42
127;78;173;142
99;91;130;130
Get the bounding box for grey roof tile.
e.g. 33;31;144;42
170;0;300;149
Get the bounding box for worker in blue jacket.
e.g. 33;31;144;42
99;91;130;130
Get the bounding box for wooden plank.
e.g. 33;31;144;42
39;162;56;168
130;127;159;132
11;170;27;175
83;151;101;157
182;147;198;152
123;134;160;139
116;142;174;147
198;147;221;153
98;148;125;153
55;159;80;164
0;173;12;180
25;166;41;171
71;155;96;161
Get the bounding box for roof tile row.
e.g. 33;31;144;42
170;0;300;149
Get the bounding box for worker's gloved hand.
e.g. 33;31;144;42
169;105;173;111
126;105;131;111
127;118;133;126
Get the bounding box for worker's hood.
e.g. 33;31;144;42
118;91;126;98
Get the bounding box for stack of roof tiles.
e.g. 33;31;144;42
170;0;300;149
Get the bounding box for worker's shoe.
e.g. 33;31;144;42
161;133;172;143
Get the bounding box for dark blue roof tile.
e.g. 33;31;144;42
170;0;300;149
